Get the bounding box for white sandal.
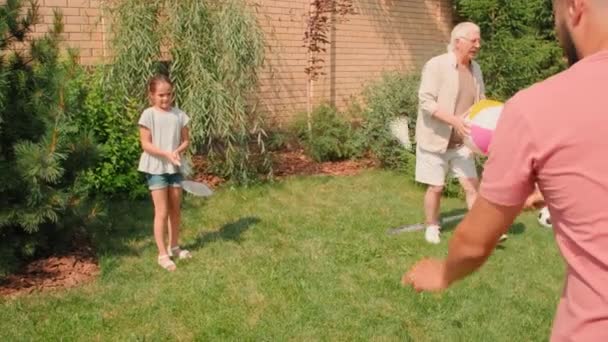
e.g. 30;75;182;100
168;246;192;260
158;255;176;271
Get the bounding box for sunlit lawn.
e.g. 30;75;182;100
0;170;564;341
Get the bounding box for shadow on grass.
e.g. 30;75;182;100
438;208;468;232
508;223;527;235
440;211;528;237
90;199;155;258
186;216;261;251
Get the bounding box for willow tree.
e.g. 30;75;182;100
105;0;269;184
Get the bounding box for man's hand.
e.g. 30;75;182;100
523;191;545;211
402;196;521;293
450;115;471;138
433;109;471;138
402;258;449;292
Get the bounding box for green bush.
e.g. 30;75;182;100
358;72;419;174
74;69;147;199
0;2;101;276
293;103;363;162
266;129;298;152
455;0;566;100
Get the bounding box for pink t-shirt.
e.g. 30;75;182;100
480;50;608;341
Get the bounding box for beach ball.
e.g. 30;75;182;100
463;99;504;155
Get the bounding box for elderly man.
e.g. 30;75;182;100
405;0;608;340
415;22;491;244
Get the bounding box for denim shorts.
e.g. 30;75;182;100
145;173;183;190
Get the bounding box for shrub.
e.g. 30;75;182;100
455;0;566;100
266;129;299;152
292;103;362;162
0;2;101;276
358;72;420;174
74;68;147;199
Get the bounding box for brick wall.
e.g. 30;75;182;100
256;0;453;124
12;0;453;124
33;0;107;65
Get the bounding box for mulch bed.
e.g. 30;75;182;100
272;149;377;177
0;245;99;298
1;149;376;298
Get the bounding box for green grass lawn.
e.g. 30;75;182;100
0;170;564;341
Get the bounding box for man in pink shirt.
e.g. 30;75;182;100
403;0;608;340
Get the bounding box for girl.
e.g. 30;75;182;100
138;74;192;271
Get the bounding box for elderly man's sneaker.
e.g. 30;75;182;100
425;224;441;244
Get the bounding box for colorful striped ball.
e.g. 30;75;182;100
463;99;504;155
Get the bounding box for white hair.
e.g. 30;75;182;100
447;22;480;52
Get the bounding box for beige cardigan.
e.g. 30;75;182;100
415;52;486;153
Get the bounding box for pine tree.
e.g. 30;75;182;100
0;0;100;276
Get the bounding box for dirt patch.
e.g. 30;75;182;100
272;149;377;177
190;155;226;188
191;149;377;184
0;246;99;298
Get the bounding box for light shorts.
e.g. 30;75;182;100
145;173;183;191
415;145;478;186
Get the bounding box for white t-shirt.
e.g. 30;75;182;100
137;106;190;175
